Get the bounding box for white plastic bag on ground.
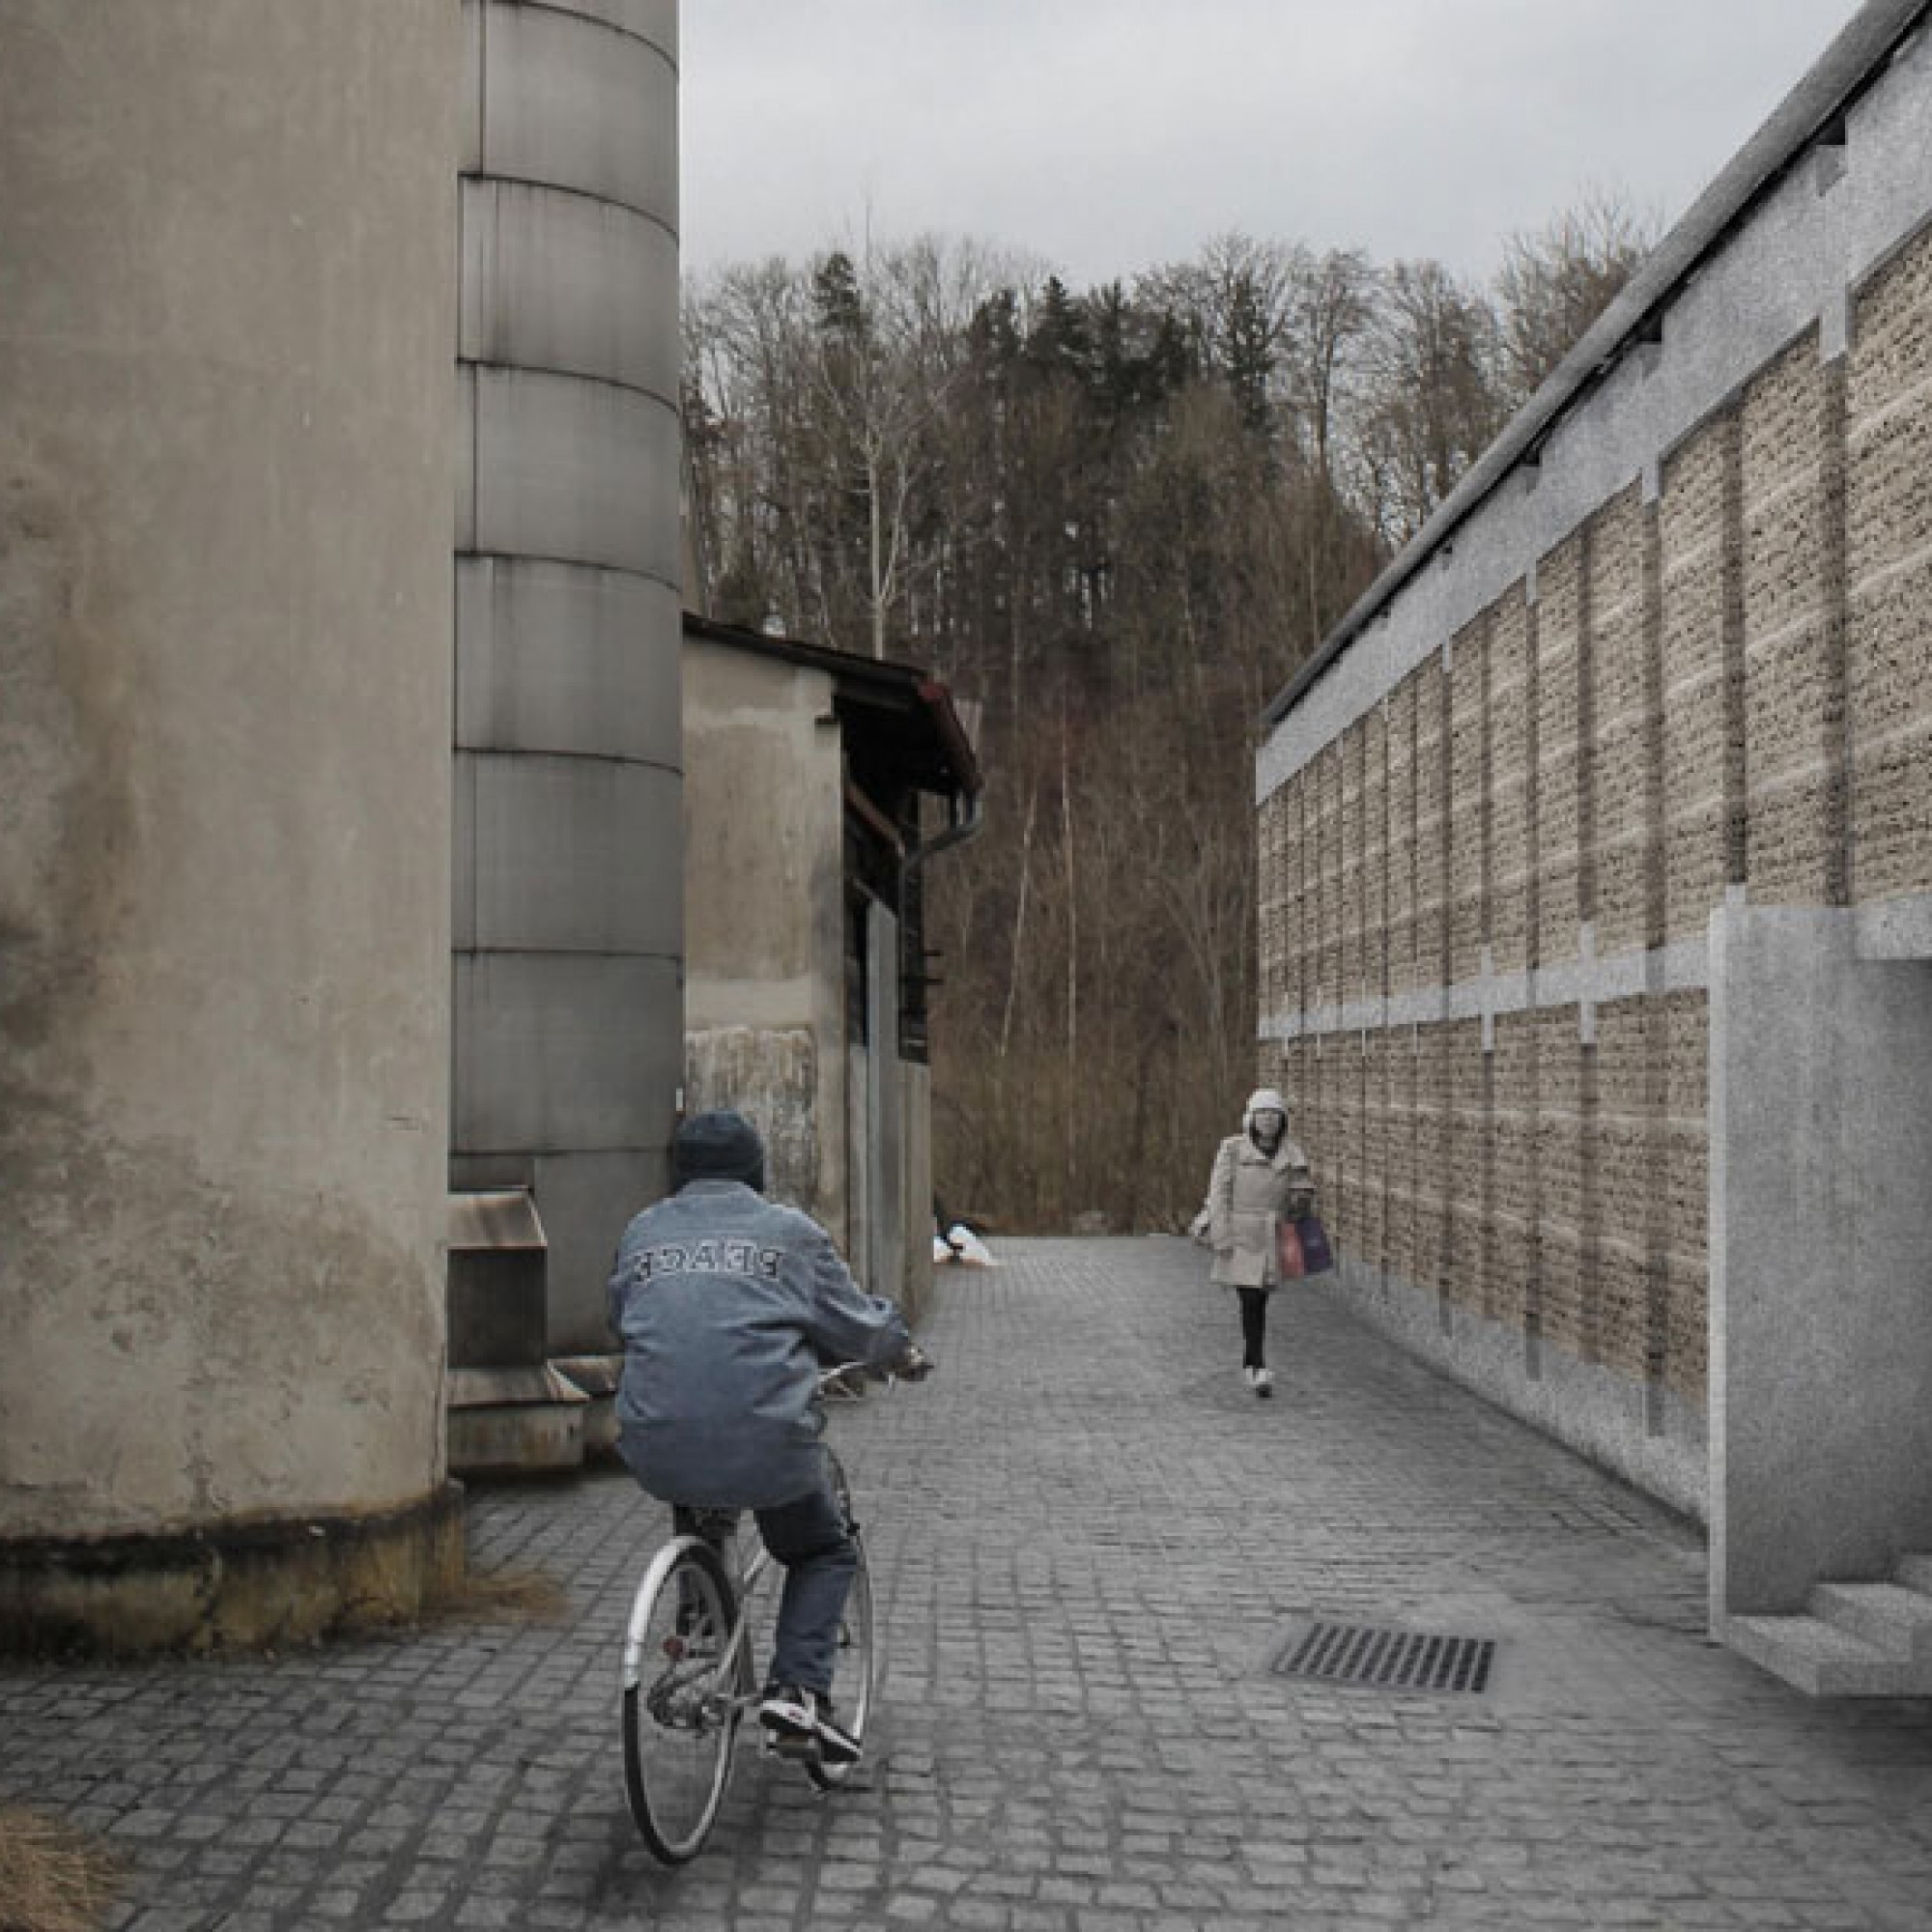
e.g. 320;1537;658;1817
946;1223;997;1267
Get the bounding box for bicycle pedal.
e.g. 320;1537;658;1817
761;1730;820;1763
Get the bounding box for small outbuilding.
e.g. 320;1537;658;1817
681;614;982;1319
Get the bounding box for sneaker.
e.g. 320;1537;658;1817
1254;1367;1275;1399
809;1697;861;1766
758;1684;861;1766
1242;1365;1259;1390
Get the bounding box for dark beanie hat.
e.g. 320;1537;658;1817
669;1109;766;1191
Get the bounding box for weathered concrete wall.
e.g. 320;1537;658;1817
1258;4;1932;1541
1849;219;1932;900
681;634;937;1315
0;1;459;1637
452;0;684;1356
682;641;849;1237
1710;905;1932;1620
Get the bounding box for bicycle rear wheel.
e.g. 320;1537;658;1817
620;1537;744;1861
810;1450;876;1790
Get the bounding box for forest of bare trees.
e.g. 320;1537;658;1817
682;202;1652;1234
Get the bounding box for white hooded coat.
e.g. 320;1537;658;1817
1207;1087;1316;1290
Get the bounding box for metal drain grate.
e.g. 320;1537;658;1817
1274;1620;1497;1694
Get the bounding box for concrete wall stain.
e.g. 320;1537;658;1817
0;462;132;1066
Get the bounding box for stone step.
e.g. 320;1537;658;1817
1725;1614;1919;1696
1897;1552;1932;1596
1810;1580;1932;1662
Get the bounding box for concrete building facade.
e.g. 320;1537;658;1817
682;616;982;1323
0;3;463;1646
1258;0;1932;1688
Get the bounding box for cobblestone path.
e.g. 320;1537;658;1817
5;1236;1932;1928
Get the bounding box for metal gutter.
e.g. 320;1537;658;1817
905;784;985;877
916;677;984;800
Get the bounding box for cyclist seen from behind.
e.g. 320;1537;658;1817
607;1107;928;1767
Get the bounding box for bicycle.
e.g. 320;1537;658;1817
617;1361;898;1863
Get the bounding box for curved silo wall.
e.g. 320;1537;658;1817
0;2;460;1647
453;0;684;1357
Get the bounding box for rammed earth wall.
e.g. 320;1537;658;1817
1257;0;1932;1583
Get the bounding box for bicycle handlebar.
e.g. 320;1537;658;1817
816;1347;935;1397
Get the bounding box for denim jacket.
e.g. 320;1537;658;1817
606;1179;911;1509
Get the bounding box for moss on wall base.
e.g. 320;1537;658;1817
0;1484;466;1657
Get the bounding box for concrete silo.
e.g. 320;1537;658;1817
449;0;685;1462
0;4;462;1646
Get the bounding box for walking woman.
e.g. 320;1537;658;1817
1206;1087;1316;1398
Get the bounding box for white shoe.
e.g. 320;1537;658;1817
758;1684;861;1766
1253;1368;1274;1398
1242;1366;1258;1390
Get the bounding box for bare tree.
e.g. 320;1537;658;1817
686;207;1629;1232
1493;187;1658;406
683;259;825;631
1350;259;1507;543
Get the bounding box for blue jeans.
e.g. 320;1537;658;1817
675;1479;857;1696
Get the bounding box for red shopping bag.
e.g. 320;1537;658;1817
1275;1213;1334;1279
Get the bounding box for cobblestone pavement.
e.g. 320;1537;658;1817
6;1236;1932;1930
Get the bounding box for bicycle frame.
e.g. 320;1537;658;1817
618;1529;772;1721
619;1360;895;1859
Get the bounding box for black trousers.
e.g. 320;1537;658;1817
1237;1286;1269;1369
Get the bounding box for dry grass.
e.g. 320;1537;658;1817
0;1807;123;1932
417;1564;572;1628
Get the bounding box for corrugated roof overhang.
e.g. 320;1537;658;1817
683;612;981;803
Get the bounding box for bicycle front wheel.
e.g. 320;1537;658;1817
810;1452;877;1791
620;1537;743;1861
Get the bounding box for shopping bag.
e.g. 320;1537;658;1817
1275;1213;1334;1279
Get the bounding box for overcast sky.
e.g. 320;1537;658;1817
681;0;1864;290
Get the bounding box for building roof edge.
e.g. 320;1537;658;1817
1261;0;1932;732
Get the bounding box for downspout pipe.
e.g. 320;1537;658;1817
904;672;985;882
899;782;983;1053
905;782;985;879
